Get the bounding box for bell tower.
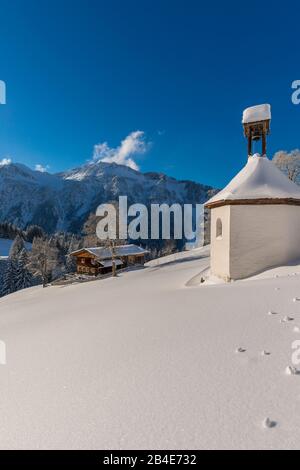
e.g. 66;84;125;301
242;104;271;156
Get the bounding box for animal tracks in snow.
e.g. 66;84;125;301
280;316;294;323
235;347;272;356
263;417;277;429
285;365;300;375
257;297;300;432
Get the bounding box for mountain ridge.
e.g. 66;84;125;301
0;161;217;233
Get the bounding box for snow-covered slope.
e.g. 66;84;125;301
0;161;216;233
1;247;300;449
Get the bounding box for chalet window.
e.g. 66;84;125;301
80;259;85;265
216;218;222;239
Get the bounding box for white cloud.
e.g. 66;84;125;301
0;157;12;166
93;130;149;171
35;164;49;173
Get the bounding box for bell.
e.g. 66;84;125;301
252;132;261;141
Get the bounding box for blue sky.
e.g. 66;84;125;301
0;0;299;188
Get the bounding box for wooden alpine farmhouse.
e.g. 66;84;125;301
70;244;148;276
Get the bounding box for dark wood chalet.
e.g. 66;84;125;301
70;244;148;276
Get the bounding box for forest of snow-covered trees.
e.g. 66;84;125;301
0;231;80;297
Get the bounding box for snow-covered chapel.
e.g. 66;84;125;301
205;104;300;281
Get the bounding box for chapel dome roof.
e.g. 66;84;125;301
205;154;300;208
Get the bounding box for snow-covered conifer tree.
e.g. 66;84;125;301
1;258;17;297
15;249;33;291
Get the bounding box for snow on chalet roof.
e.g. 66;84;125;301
99;259;123;268
242;104;271;124
71;244;148;260
205;154;300;207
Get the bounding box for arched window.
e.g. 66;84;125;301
216;218;222;239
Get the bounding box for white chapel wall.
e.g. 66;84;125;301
210;205;231;280
229;204;300;279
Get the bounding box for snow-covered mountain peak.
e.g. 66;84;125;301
0;162;62;189
60;160;141;181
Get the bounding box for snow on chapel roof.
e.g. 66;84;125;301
242;104;271;124
205;154;300;207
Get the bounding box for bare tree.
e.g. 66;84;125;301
9;234;25;260
82;212;102;247
273;149;300;183
28;237;60;287
83;200;128;248
106;239;117;277
96;200;128;277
